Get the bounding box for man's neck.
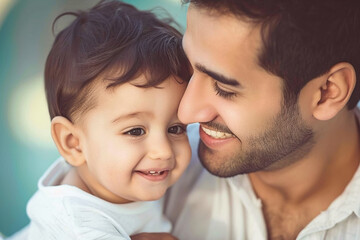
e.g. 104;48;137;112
249;110;360;204
248;110;360;239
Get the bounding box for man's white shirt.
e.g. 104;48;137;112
165;123;360;240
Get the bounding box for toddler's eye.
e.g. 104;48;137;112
168;125;186;135
125;128;145;136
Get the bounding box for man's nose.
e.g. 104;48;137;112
178;76;217;124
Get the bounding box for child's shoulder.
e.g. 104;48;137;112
38;157;71;188
27;158;97;228
27;169;131;239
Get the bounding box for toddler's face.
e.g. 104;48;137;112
76;75;191;203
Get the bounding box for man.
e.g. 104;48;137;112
134;0;360;239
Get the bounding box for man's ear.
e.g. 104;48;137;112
313;62;356;121
51;116;85;167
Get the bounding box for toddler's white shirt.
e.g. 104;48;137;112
26;159;171;240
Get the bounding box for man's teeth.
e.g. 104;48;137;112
201;126;233;139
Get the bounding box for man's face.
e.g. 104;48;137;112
179;5;314;177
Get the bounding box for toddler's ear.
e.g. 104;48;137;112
51;116;85;166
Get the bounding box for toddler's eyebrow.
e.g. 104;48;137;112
112;112;153;124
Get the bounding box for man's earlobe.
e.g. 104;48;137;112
313;62;356;121
51;116;85;167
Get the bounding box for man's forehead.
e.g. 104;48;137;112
186;4;260;41
184;5;265;85
187;3;224;17
187;3;256;26
185;5;262;59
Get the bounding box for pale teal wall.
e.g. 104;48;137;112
0;0;187;236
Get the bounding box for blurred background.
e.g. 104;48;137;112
0;0;187;237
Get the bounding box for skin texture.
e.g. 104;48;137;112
177;4;360;239
51;76;191;204
179;6;315;176
131;233;178;240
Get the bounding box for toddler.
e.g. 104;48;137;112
25;1;192;239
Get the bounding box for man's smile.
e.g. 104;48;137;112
201;125;234;139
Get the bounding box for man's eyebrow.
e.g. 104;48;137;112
195;63;241;87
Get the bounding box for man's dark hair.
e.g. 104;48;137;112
183;0;360;108
45;0;191;121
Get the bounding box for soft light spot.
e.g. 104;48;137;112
7;75;54;148
0;0;17;28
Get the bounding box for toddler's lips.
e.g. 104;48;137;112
134;169;170;181
136;170;168;176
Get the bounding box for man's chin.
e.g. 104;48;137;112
198;141;272;177
198;142;246;178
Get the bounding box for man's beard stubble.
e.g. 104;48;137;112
198;101;315;177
